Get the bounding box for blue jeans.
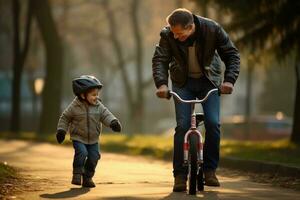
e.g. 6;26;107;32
72;141;101;178
172;77;220;177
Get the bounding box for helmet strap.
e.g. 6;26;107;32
80;93;93;105
80;93;86;100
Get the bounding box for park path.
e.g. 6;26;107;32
0;140;299;200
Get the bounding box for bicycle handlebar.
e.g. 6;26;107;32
168;88;219;104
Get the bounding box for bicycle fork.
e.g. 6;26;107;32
183;111;204;166
183;130;204;165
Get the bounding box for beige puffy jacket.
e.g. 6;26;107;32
57;97;117;144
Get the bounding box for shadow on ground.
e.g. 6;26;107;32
97;191;221;200
40;187;90;199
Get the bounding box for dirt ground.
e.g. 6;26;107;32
1;140;300;200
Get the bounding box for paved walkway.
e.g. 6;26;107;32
0;140;299;200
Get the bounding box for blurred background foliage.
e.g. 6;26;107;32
0;0;299;143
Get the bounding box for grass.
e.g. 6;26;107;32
100;134;173;160
0;162;17;182
0;162;22;197
1;132;300;167
100;134;300;167
221;139;300;167
0;132;57;143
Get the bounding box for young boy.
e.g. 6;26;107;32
56;75;122;188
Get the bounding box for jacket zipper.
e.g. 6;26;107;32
195;40;219;89
204;69;219;88
86;105;90;143
195;25;219;89
197;41;219;88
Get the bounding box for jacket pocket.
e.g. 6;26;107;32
204;53;222;86
96;123;101;135
71;124;84;137
72;126;80;135
70;124;79;135
169;59;186;86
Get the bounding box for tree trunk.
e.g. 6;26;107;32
31;0;64;135
101;0;135;133
131;0;144;133
200;0;209;17
291;61;300;143
245;55;254;139
175;0;183;8
11;0;32;134
11;0;21;134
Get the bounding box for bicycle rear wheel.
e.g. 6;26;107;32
188;134;198;195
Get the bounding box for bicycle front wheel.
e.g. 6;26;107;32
197;163;204;191
188;134;198;195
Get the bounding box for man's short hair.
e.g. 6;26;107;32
166;8;194;28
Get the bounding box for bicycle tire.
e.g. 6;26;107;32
188;134;198;195
197;163;204;191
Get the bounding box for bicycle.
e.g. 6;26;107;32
167;88;219;195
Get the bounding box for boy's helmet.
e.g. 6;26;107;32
72;75;103;96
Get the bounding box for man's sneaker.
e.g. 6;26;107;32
82;176;96;188
71;174;82;185
204;170;220;186
173;174;187;192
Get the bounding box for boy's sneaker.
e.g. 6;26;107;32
82;176;96;188
204;170;220;186
71;174;82;185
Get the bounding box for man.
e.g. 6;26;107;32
152;8;240;192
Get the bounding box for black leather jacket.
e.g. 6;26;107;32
152;15;240;88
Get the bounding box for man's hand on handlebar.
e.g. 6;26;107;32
156;84;170;99
156;82;233;98
220;82;233;94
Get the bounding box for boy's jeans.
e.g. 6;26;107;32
172;77;221;177
72;141;100;178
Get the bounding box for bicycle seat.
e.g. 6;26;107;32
196;113;205;126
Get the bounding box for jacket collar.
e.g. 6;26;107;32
73;96;100;106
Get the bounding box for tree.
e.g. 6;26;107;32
31;0;64;135
196;0;300;143
100;0;152;133
175;0;183;8
130;0;145;132
259;63;295;116
197;0;210;17
11;0;33;134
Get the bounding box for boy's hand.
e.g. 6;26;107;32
56;129;66;144
110;119;122;132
